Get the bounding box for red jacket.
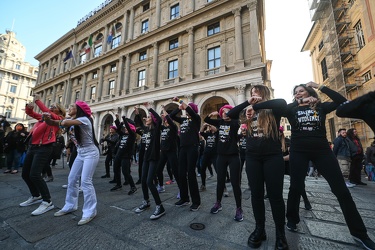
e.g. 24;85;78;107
25;100;63;145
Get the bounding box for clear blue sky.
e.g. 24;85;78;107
1;0;313;102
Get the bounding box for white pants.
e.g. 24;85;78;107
63;145;99;218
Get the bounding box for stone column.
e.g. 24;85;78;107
52;85;57;103
56;53;62;75
220;39;227;73
155;0;161;28
235;84;246;104
36;65;42;84
47;59;52;79
63;79;70;104
233;8;244;68
103;24;110;52
128;7;135;41
93;111;100;140
186;28;194;80
248;1;261;65
152;43;158;88
122;11;128;44
116;55;125;96
42;89;47;104
190;0;195;13
97;65;104;101
123;54;131;94
81;73;87;101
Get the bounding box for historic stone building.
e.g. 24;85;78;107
32;0;270;138
0;30;37;130
302;0;375;146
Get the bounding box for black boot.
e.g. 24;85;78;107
248;225;266;248
275;225;289;250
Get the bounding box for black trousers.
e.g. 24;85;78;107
114;156;135;188
246;153;285;227
104;149;113;176
156;150;178;186
287;149;367;238
141;160;161;205
178;145;201;205
22;145;54;202
200;152;217;186
216;154;242;208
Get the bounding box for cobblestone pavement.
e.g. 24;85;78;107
0;156;374;249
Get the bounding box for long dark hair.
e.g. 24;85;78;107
74;105;99;147
347;128;358;140
292;84;321;109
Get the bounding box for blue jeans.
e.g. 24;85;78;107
6;149;22;170
22;144;53;201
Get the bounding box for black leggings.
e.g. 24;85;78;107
141;160;161;205
114;156;135;188
138;147;145;181
246;153;285;227
216;154;241;208
287;149;367;237
178;145;200;205
200;152;217;186
104;150;113;176
156;150;178;186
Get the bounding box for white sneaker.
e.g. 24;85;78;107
31;201;54;216
157;185;165;193
62;184;68;189
78;215;96;225
346;182;356;188
54;209;77;217
19;196;42;207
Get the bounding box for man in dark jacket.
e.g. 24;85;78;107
101;126;119;179
333;128;353;187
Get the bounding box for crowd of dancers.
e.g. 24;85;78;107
16;82;375;249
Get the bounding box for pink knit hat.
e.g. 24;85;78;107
240;123;247;130
128;123;136;133
110;126;117;130
188;102;198;113
75;101;92;116
219;105;233;118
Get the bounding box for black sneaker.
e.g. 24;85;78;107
135;200;150;213
109;179;116;184
352;235;375;250
110;185;122;191
175;199;190;207
128;187;137;195
286;221;297;232
150;204;166;220
135;180;141;185
190;204;200;211
101;174;110;178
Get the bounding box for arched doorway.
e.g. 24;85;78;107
201;96;230;118
101;114;114;138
